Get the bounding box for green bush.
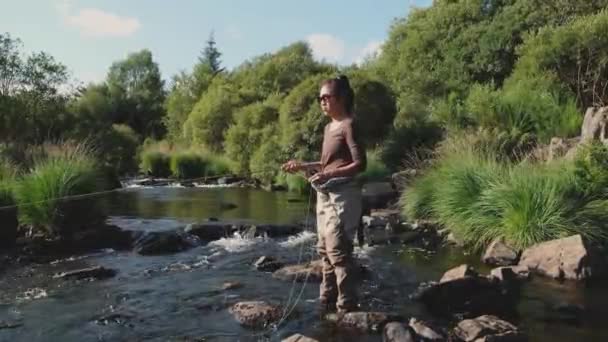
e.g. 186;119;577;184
204;153;232;177
572;142;608;199
401;141;608;250
140;151;171;177
170;152;206;179
14;143;105;237
380;117;443;170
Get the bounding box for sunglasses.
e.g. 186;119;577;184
317;94;334;103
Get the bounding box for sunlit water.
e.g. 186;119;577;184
1;187;607;341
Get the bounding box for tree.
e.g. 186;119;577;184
199;32;223;75
183;78;240;152
106;49;166;138
0;33;70;145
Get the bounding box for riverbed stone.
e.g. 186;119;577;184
0;320;23;330
133;231;197;255
229;301;283;329
184;222;232;241
483;238;519;266
273;260;323;282
383;322;415;342
440;264;478;283
53;266;117;280
254;256;284;272
282;334;319;342
518;235;602;280
362;182;398;211
412;265;516;317
408;318;445;341
326;311;403;333
453;315;525;342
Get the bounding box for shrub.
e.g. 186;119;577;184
14;143;105;237
204;153;232;177
401;140;608;250
170;152;206;179
140;151;171;177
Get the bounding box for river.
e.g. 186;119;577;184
0;187;607;341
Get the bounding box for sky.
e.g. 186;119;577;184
1;0;432;86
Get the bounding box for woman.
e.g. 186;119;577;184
281;75;366;314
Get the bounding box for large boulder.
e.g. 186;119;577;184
453;315;526;342
383;322;415;342
133;231;198;255
412;264;517;317
229;301;283;329
518;235;603;280
362;182;398;213
581;106;608;144
273;260;323;282
482;238;519;266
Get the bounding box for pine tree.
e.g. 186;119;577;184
199;31;223;75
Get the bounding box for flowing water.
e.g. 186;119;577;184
1;187;607;341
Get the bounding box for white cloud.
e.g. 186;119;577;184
55;1;141;38
306;33;346;63
354;40;383;65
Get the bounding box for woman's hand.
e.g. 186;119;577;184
308;172;330;185
281;160;301;173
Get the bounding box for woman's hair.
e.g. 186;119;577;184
321;75;355;114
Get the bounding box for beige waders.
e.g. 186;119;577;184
315;182;362;312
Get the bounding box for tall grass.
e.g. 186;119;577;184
140;151;171;178
14;143;105;237
170;152;207;179
402;139;608;250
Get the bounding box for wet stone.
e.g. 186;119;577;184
408;318;445;341
383;322;415;342
53;266;117;280
282;333;320;342
229;301;283;329
0;320;23;329
326;311;403;333
254;256;284;272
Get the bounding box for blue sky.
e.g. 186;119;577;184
2;0;431;85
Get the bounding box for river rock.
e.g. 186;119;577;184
383;322;415;342
453;315;525;342
222;281;243;290
0;207;18;248
326;311;403;333
54;266;117;280
408;318;445;341
133;231;197;255
0;320;23;329
72;224;135;251
441;264;478;283
184;222;232;241
272;260;323;282
518;235;603;280
483;239;519;266
229;301;283;329
412;265;516;317
282;334;319;342
363;182;398;211
254;256;284;272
